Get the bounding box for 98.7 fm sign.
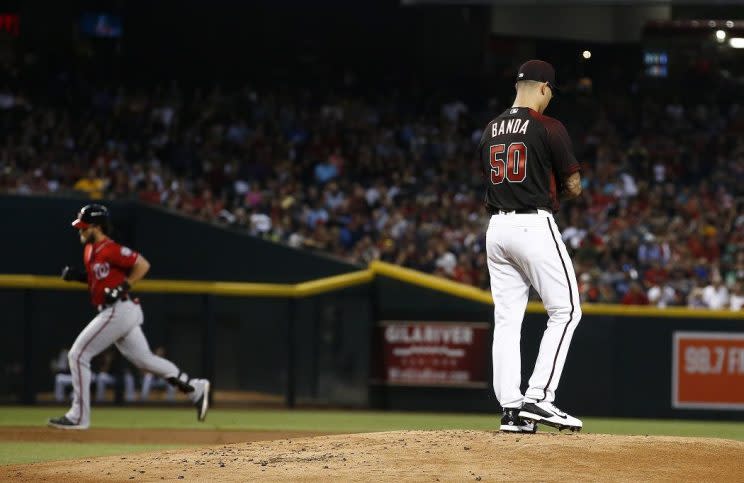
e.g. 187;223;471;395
672;332;744;410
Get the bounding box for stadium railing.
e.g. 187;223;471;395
2;262;740;319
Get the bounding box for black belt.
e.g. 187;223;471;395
97;294;137;312
488;207;546;215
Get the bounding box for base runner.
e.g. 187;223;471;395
48;204;210;429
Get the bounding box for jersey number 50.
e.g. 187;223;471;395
490;142;527;185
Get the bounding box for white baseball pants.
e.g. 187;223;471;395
486;211;582;409
65;299;183;427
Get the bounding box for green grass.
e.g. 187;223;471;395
2;406;744;439
2;407;744;465
0;441;185;465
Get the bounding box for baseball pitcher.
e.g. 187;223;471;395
48;204;210;429
478;60;583;433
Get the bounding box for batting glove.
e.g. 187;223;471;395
61;266;88;283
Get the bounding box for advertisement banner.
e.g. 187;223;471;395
672;331;744;410
373;321;490;388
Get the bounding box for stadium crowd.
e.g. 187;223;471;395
0;75;742;310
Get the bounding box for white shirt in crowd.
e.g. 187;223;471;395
435;252;457;276
730;293;744;311
702;284;729;310
562;226;587;250
648;285;676;308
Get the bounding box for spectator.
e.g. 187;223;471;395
435;242;457;277
73;168;106;200
622;282;650;306
730;282;744;311
1;68;741;310
314;157;339;184
702;273;730;310
647;282;676;308
687;285;707;309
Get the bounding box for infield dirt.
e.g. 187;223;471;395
5;429;744;481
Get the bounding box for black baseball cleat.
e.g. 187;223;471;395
500;408;537;433
193;379;210;422
519;401;582;432
48;415;88;430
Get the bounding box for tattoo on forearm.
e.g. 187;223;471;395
561;172;581;199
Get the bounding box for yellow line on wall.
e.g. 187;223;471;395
368;261;744;320
0;275;83;291
369;261;493;304
0;271;371;298
1;267;743;319
294;270;374;297
579;303;743;320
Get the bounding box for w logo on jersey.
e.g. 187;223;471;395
92;262;110;280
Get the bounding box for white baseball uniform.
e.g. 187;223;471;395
478;106;582;410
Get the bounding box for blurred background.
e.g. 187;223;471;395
0;0;742;420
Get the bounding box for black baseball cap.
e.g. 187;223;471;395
72;204;109;229
516;60;559;93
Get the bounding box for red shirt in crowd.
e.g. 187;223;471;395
621;290;650;306
644;267;668;285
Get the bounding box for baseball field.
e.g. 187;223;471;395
2;407;744;481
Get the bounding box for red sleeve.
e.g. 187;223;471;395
545;119;580;178
104;242;140;269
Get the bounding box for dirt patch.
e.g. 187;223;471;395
5;429;744;481
0;427;330;445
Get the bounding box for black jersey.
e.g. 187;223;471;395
478;107;579;212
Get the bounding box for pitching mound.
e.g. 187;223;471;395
0;427;330;445
6;429;744;481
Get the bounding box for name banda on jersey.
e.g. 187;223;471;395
492;119;530;138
